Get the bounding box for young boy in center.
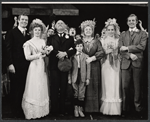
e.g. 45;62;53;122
68;39;91;117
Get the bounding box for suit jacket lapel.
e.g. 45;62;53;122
17;27;27;37
61;34;66;44
16;27;24;37
131;32;136;41
16;27;28;42
74;54;84;66
74;55;78;61
125;30;132;46
131;31;138;43
80;53;84;62
55;34;61;45
56;34;66;45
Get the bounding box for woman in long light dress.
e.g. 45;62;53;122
100;18;122;115
22;19;53;119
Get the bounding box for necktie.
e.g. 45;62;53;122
22;30;26;36
130;30;134;36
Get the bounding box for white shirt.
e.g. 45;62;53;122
76;52;82;68
58;33;64;37
18;26;27;34
129;27;137;32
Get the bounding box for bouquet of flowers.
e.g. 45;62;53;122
107;41;118;66
41;45;53;55
107;41;115;50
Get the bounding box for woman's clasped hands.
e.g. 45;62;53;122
86;56;96;64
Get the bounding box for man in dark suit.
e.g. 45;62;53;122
119;14;147;118
5;14;30;118
47;20;76;116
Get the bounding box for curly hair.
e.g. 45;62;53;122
101;18;120;39
29;19;46;38
105;24;120;39
80;19;96;38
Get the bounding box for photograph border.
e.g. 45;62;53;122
0;0;149;122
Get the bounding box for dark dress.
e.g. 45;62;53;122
83;38;105;112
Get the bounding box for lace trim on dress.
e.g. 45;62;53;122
22;100;49;120
23;97;49;106
100;101;121;115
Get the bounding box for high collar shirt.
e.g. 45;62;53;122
76;51;82;68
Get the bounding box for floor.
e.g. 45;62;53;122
2;95;148;120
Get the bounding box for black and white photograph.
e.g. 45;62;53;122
1;1;148;120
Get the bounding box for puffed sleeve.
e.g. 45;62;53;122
23;42;41;61
94;40;105;60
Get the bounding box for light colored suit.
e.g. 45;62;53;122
118;29;147;112
119;29;147;69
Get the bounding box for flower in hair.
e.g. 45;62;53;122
100;18;120;39
105;18;117;27
80;19;96;30
32;18;43;25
